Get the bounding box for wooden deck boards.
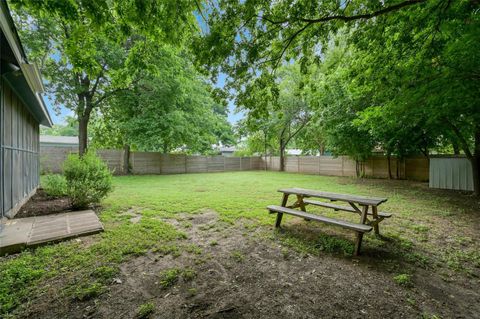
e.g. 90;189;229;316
0;210;103;255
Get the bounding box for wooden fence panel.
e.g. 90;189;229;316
186;156;208;173
161;154;186;174
239;157;251;170
318;156;343;176
251;157;264;170
131;152;161;174
299;156;319;174
285;157;299;172
97;150;123;173
342;157;357;177
207;156;225;172
405;157;429;181
225;157;241;171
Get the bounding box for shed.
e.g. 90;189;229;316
40;135;78;148
429;156;473;192
1;1;52;219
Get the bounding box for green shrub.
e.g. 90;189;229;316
63;151;113;209
42;174;67;197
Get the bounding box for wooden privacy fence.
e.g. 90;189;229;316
40;146;429;181
40;146;263;175
263;156;429;181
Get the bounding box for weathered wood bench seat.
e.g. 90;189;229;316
302;199;392;218
267;205;373;233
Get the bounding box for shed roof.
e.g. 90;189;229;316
40;135;79;145
0;1;52;126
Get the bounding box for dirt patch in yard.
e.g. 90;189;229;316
16;210;480;319
15;188;72;218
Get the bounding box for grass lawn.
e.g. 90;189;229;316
1;171;479;318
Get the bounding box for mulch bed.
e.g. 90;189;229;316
15;189;72;218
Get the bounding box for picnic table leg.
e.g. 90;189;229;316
371;206;380;235
354;205;369;256
296;195;311;222
275;193;289;228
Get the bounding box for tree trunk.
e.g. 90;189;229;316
264;130;268;171
123;144;131;175
78;115;89;156
279;139;286;172
452;142;460;155
387;153;392;179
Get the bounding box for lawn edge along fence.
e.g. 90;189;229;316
40;146;429;181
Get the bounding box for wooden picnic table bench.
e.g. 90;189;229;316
267;187;391;256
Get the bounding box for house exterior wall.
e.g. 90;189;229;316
1;79;40;218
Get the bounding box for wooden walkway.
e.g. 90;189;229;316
0;210;103;255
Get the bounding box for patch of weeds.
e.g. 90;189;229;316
73;281;106;301
194;254;212;265
406;297;416;306
421;314;441;319
393;274;413;287
91;265;118;283
281;247;291;260
136;302;155;319
230;250;245;262
411;224;429;233
442;249;480;275
185;244;203;255
181;221;192;228
315;233;354;255
159;268;181;288
187;287;197;297
455;236;473;246
181;268;197;281
404;251;431;268
199;223;216;231
158;267;197;288
209;240;218;246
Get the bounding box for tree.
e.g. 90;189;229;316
194;0;433;116
240;65;310;171
90;46;234;155
40;116;78;136
12;0;198;155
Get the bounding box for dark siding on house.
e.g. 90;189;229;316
1;79;39;218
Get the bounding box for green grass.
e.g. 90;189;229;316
1;171;479;317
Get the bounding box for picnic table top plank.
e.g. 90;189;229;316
278;187;388;206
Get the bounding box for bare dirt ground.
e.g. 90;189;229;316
18;210;480;319
15;189;72;218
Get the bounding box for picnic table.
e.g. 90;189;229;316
267;187;391;256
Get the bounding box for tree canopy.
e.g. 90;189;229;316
90;46;234;154
11;0;199;154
